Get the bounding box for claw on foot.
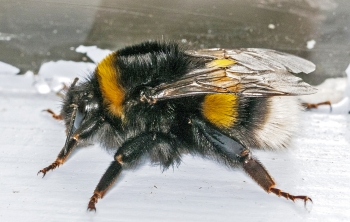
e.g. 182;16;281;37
37;161;61;177
269;187;312;206
37;169;47;177
87;193;101;212
87;202;97;212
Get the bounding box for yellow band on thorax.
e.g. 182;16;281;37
95;52;125;117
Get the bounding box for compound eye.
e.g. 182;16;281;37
74;100;87;129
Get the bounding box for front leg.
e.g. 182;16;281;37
37;138;78;177
38;116;104;177
44;109;63;120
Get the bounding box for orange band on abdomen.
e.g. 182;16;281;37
201;94;239;129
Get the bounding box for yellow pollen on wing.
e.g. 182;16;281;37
206;59;236;68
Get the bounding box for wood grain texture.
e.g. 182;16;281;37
0;73;349;222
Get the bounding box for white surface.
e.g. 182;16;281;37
300;77;347;104
75;45;112;64
37;60;96;93
300;62;350;114
0;61;20;75
1;61;350;221
33;46;111;94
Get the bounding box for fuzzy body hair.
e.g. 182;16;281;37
41;41;315;211
254;96;302;150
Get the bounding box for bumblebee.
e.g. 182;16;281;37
38;41;316;211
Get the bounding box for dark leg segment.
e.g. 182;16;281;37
38;116;104;177
87;132;178;211
192;117;312;205
88;161;122;211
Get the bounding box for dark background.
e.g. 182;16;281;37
1;0;349;85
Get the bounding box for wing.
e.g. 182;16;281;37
148;48;317;101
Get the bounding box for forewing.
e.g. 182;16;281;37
189;48;316;74
149;48;316;101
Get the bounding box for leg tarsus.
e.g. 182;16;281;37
43;109;63;120
37;159;63;177
269;187;312;206
241;150;312;206
38;139;78;177
87;192;100;212
303;101;332;111
87;161;122;211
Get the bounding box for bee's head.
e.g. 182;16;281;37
62;78;101;134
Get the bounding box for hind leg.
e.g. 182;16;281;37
241;150;312;205
193;117;312;205
303;101;332;111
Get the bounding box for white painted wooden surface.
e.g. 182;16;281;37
1;61;349;222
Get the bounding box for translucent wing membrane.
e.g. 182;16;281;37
190;48;316;74
149;48;316;101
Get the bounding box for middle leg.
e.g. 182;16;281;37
87;132;179;211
